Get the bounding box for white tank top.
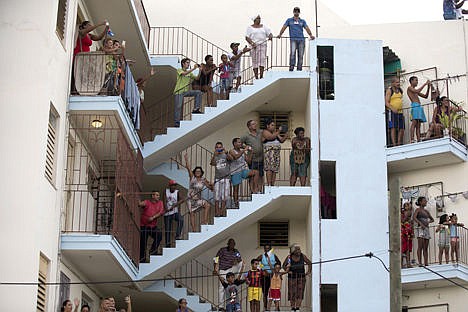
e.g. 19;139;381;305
165;189;179;216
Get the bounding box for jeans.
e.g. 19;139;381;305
290;39;305;71
140;226;162;261
164;212;184;246
174;90;202;125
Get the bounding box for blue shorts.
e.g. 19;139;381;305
388;111;405;129
231;169;250;186
249;160;264;176
220;77;232;91
410;102;427;122
226;303;241;312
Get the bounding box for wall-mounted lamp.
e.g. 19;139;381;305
91;119;103;128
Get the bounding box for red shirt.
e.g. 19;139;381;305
73;34;93;56
140;200;164;227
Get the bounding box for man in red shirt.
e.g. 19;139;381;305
139;191;165;262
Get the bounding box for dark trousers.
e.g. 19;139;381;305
140;226;162;261
164;213;184;246
261;274;271;307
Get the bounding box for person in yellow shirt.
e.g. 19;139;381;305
173;58;202;127
385;77;405;146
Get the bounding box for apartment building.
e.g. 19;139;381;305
1;0;466;311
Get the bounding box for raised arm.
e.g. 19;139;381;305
184;153;194;179
89;22;109;41
79;21;107;37
180;63;199;76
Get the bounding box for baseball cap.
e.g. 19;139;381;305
230;42;240;49
168;180;177;186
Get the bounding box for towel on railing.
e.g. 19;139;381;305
124;65;141;130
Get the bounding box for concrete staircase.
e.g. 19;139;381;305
137;187;311;280
146;279;213;312
142;71;310;171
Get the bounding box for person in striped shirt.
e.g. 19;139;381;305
246;259;263;312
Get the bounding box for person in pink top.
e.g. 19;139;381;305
139;191;165;262
73;20;109;56
218;54;233;100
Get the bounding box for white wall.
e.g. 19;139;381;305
321;20;468;106
0;0;79;310
145;0;348;55
314;38;390;310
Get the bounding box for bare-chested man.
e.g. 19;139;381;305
407;76;430;143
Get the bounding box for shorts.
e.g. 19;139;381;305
290;152;310;177
415;226;430;240
451;236;459;243
214;178;230;201
410;102;427;122
231;69;241;79
389;111;405;129
268;288;281;301
249;160;264;177
225;303;241;312
248;287;261;301
220;77;232;91
438;230;450;248
231;169;250;186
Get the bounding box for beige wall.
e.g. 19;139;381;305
390;162;468;226
403;286;466;312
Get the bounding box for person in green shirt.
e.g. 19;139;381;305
174;58;202;127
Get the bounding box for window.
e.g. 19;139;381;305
258;112;291;135
320;284;337;312
56;0;68;41
258;221;289;247
317;46;334;100
81;292;93;311
320;161;336;219
45;105;60;185
37;254;49;312
57;272;70;312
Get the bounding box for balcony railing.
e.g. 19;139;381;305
72;52;144;133
167;258;312;311
133;0;150;48
403;224;468;267
386;101;467;148
62;119;142;265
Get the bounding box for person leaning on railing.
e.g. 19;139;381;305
73;20;109;56
173;58;203;127
138;191;164;263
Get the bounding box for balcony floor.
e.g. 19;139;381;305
402;263;468;290
386;137;467;173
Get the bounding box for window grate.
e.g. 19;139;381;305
259;221;289;247
258;112;290;134
45;105;59;185
56;0;68;40
36;255;49;312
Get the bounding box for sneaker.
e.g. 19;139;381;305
192;109;202;114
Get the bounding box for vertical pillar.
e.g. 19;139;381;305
389;176;401;312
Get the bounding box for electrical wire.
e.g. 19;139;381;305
0;252;380;287
420;265;468;292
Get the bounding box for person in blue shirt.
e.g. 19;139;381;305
277;7;315;71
